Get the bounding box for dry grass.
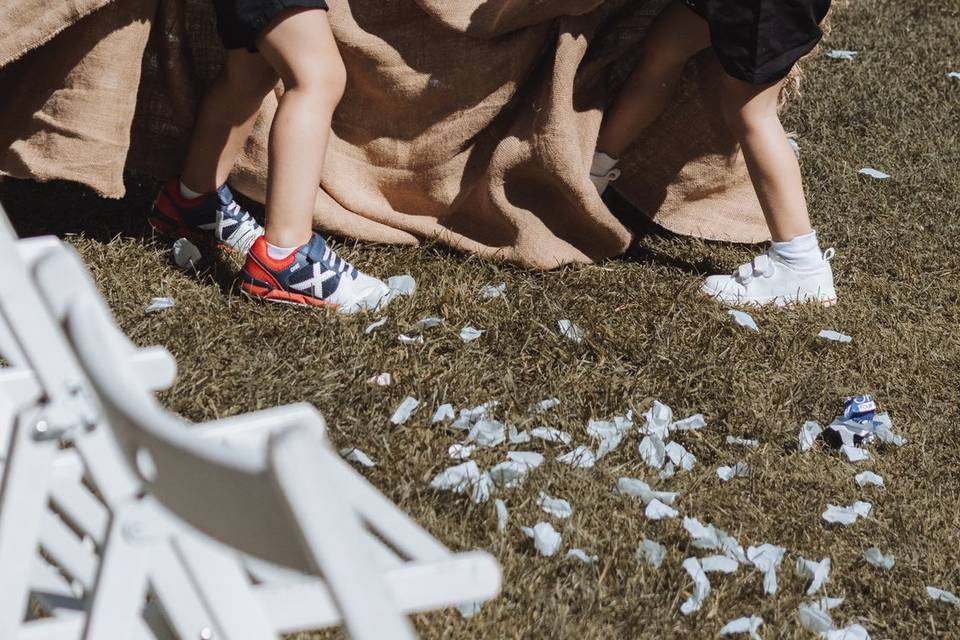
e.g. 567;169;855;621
3;0;960;637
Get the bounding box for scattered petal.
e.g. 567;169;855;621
479;283;506;300
465;420;506;447
145;296;175;315
719;615;763;640
617;478;678;506
557;319;585;344
800;421;824;451
795;557;831;595
636;538;667;568
495;499;509;532
826;49;857;60
172;238;201;270
522;522;562;557
448;443;476;460
365;317;388;334
680;557;710;615
508;425;531;444
557;446;596;469
665;441;697;471
701;555;739;574
432;403;455;423
340;448;376;468
717;462;749;482
531;427;572;445
566;548;599;564
859;167;890;180
864;547;895;570
728;309;759;332
927;587;960;606
531;398;560;414
367;372;392;386
390;396;420;425
747;544;786;595
645;498;678;520
507;451;545;469
819;329;852;343
638;435;666;469
842;445;870;462
397;334;424;345
430;461;480;493
726;435;759;448
855;471;884;488
414;316;443;330
459;325;484;342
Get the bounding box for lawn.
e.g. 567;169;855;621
2;0;959;637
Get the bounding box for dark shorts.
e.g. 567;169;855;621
684;0;831;85
213;0;329;53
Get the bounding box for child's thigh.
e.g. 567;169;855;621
643;1;711;65
256;9;343;89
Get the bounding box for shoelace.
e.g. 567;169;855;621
321;245;358;278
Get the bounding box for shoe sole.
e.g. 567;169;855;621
149;206;242;256
701;289;838;308
240;282;338;310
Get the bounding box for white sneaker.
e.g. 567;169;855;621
590;151;621;195
701;247;838;307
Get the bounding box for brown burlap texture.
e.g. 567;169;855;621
0;0;771;269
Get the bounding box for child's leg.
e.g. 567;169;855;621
718;76;812;242
180;51;280;194
254;8;347;249
595;2;710;157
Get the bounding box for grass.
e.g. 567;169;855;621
3;0;960;637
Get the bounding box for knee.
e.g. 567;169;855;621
283;57;347;108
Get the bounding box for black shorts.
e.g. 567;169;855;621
213;0;329;53
684;0;831;85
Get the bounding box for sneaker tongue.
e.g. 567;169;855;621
304;234;328;263
216;184;234;207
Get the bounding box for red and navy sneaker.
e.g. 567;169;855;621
240;235;389;312
149;178;264;255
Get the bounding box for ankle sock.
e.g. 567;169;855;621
179;180;205;200
266;241;300;261
771;230;823;268
591;151;620;177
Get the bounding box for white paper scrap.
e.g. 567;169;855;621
397;334;423;345
488;461;531;489
522;522;562;557
414;316;443;330
659;461;676;480
456;602;482;619
557;319;585;344
926;586;960;606
949;72;960;80
842;445;870;462
340;448;376;468
430;461;480;493
390;396;420;425
495;499;509;532
508;425;531;444
448;444;475;460
747;544;786;595
365;317;388;334
596;433;623;459
795;557;831;595
641;401;673;439
507;451;545;469
822;501;872;525
566;548;598;564
557;446;596;469
638;435;666;469
726;435;759;448
819;330;852;343
719;615;763;640
645;498;678;520
479;283;506;300
432;403;455;423
531;427;572;445
617;478;678;506
466;420;506;447
800;421;823;451
863;547;895;570
701;555;739;574
637;538;667;568
367;372;392;387
823;624;870;640
859;167;890;180
386;274;416;296
826;49;857;60
145;296;175;315
798;603;835;634
470;472;494;504
855;471;884;488
717;462;749;482
172;237;201;270
728;309;759;332
532;398;560;414
680;557;710;615
459;325;484;342
537;491;572;519
671;413;707;432
666;441;697;471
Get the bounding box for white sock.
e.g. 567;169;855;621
266;242;299;260
771;230;823;268
591;151;620;177
179;180;205;199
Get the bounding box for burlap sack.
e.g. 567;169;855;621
1;0;775;268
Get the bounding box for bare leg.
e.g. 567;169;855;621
595;2;710;157
255;9;346;248
719;76;813;241
180;50;279;194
